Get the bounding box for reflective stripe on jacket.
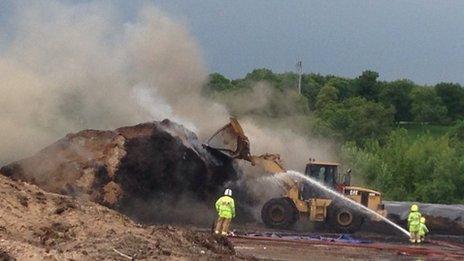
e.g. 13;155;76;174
408;211;421;232
215;195;235;219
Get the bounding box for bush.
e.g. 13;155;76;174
342;130;464;203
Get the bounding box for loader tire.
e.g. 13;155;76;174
261;197;298;229
327;205;363;233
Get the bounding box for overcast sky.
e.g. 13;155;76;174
149;0;464;85
2;0;463;85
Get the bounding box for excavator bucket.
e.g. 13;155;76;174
204;118;251;160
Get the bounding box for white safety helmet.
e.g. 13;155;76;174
224;189;232;196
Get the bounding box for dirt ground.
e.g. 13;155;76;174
233;238;400;260
229;231;464;260
1;173;463;260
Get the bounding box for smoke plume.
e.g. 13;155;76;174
0;0;336;175
0;0;228;164
0;1;341;226
211;81;337;170
242;119;336;170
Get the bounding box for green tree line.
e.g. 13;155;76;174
205;69;464;204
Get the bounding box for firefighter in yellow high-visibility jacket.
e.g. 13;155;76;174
419;217;429;242
408;204;422;243
214;189;235;236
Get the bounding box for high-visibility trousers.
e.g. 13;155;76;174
215;217;231;235
410;231;420;242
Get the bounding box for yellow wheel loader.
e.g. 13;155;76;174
205;118;386;233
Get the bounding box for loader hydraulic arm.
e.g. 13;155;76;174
204;118;298;190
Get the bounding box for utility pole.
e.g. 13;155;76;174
296;59;303;95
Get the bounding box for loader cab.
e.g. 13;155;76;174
304;161;340;189
304;160;352;192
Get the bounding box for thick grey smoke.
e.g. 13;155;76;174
211;81;337;170
0;1;340;226
0;0;335;169
241;118;337;171
0;1;228;163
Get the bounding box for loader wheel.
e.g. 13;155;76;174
261;198;298;229
327;206;363;233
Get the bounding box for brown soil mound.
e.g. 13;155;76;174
0;174;236;260
1;120;237;223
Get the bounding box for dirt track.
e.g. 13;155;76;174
233;238;399;260
230;234;464;260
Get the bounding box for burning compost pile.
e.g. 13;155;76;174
0;119;238;224
1;117;463;236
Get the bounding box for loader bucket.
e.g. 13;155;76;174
204;118;286;174
250;154;286;173
204;118;251;160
